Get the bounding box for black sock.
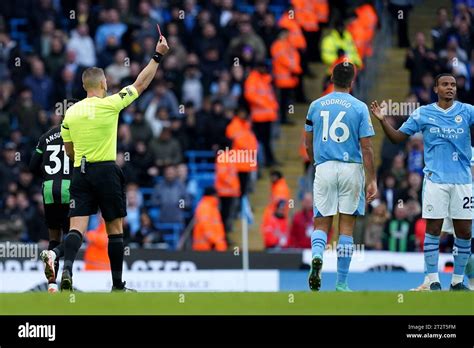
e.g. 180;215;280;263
48;240;60;254
108;234;124;288
48;240;61;280
63;230;83;274
52;243;65;258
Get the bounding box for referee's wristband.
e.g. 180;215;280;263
152;52;164;63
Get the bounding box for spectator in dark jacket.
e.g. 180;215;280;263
150;126;184;169
431;7;454;53
203;100;232;151
381;173;400;214
0;143;22;193
23;58;54;110
0;193;24;241
130;141;157;187
152;165;190;225
405;32;439;88
130;111;153;144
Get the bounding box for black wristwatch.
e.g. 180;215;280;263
152;52;164;63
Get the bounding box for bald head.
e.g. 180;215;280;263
82;67;106;93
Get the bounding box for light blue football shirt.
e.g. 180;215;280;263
399;101;474;184
305;91;375;165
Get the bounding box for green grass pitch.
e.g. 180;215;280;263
0;292;473;315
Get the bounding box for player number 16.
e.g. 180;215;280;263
320;110;350;143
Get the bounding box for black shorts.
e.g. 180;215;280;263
69;162;127;222
44;203;70;232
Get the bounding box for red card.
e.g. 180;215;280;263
157;24;162;38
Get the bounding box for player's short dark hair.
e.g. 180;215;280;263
434;73;456;86
332;62;355;88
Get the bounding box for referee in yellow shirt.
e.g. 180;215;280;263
56;34;169;291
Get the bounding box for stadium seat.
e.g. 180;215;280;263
139;187;155;208
155;223;184;250
185;150;215;175
9;18;32;53
148;207;161;224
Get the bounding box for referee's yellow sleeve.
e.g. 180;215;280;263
106;85;139;112
61;119;72;142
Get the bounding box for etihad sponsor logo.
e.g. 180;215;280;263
429;127;464;138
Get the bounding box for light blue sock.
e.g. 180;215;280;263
311;230;327;259
453;238;471;278
336;235;354;286
424;233;440;275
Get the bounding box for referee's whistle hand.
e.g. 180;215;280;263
156;36;170;55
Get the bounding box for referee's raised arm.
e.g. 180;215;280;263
132;35;169;95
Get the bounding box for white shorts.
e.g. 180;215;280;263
422;178;472;220
313;161;365;217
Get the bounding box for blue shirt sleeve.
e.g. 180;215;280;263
466;103;474;125
399;107;421;135
305;102;315;132
359;103;375;138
